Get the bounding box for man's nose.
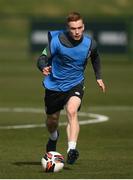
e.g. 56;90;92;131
75;29;79;34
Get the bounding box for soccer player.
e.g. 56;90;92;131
37;12;105;165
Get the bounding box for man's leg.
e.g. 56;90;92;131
46;111;60;152
65;96;81;164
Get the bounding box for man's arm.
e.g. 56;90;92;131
90;40;106;93
37;31;53;76
90;40;101;79
37;47;52;76
37;54;48;71
37;55;52;76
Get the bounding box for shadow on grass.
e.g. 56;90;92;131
12;161;72;171
13;161;41;166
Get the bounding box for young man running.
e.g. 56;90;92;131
37;12;105;165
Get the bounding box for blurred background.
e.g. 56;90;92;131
0;0;133;106
0;0;133;108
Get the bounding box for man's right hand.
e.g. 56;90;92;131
42;66;52;76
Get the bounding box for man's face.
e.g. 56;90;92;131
67;19;84;40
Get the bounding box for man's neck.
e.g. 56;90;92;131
66;32;83;45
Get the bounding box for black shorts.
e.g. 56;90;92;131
44;83;84;114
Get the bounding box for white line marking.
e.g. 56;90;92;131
88;106;133;111
0;106;132;113
0;107;109;129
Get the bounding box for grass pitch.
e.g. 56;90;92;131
0;55;133;178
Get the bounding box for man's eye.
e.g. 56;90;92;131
71;28;76;30
70;27;82;30
78;26;82;30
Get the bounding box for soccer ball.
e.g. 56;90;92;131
41;151;65;172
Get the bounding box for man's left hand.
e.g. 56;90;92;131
96;79;106;93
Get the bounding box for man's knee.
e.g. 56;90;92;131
67;106;76;117
46;112;60;132
66;97;81;118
